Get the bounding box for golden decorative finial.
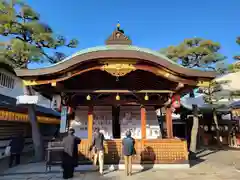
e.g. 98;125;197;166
117;21;120;28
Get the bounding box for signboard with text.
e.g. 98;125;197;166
16;95;38;104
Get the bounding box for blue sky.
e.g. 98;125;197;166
26;0;240;69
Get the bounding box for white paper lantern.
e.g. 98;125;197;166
211;125;215;131
224;125;228;131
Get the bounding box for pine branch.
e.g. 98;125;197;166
0;0;78;68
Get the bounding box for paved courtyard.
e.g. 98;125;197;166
0;149;239;180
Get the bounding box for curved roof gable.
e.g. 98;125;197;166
14;45;216;78
34;45;181;68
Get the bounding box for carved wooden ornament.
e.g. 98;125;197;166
101;63;136;77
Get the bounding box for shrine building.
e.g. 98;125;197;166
15;24;216;166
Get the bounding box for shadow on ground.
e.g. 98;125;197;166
188;147;228;167
0;152;33;173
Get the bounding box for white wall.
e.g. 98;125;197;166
0;68;51;108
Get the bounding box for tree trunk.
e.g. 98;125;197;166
189;104;199;153
189;91;199;159
213;108;221;147
25;86;44;162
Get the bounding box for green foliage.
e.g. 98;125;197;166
236;37;240;46
229;36;240;72
0;0;78;68
161;38;227;72
199;81;226;106
230;91;240;98
199;79;240;109
228;36;240;72
228;62;240;73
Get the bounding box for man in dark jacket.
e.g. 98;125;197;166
62;128;81;179
122;130;135;176
9;133;25;168
90;127;105;175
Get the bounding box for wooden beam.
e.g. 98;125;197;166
71;99;167;106
135;65;198;85
58;89;175;93
175;83;184;91
88;106;93;143
22;66;102;86
141;106;146;139
165;107;173;138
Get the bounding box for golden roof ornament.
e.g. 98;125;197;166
105;21;132;45
116;21;124;34
117;21;120;28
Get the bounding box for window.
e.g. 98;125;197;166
0;73;15;89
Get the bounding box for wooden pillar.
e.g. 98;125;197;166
166;107;173;138
88;106;93;142
141;106;146;139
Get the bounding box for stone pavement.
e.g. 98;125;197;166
0;149;240;180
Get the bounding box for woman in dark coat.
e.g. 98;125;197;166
62;128;81;179
9;133;25;167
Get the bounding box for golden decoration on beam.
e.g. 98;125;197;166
196;81;210;87
101;63;136;77
51;81;57;87
22;80;38;86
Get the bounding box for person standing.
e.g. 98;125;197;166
9;133;25;168
90;127;105;175
62;128;81;179
122;130;135;176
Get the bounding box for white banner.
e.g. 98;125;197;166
73;106;113;139
120;106;161;139
60;106;68;133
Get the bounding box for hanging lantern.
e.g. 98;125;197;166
51;81;56;87
224;125;228;131
116;94;120;100
144;93;149;101
171;95;181;108
211;125;215;131
86;95;91;101
204;125;209;132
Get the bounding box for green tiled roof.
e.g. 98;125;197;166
43;45;185;69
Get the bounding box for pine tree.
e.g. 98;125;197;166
161;38;227;72
0;0;78;68
161;38;227;156
199;81;229;147
228;37;240;72
0;0;78;161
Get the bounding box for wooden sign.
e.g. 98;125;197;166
16;95;38;104
0;110;59;124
